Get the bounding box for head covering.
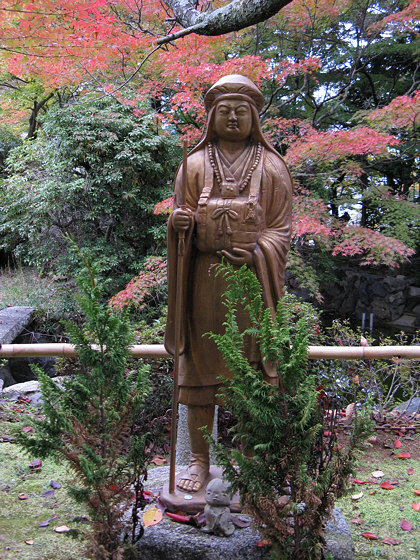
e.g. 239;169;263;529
204;74;265;113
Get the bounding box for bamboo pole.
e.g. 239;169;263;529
306;345;420;360
0;343;169;358
0;343;419;360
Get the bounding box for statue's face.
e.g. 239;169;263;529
206;480;230;506
213;99;252;143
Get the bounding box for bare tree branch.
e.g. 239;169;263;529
158;0;293;44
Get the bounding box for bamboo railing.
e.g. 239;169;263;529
0;343;419;360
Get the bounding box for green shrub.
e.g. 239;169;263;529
16;250;151;559
208;264;372;560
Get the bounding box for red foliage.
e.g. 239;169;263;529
369;0;420;34
286;128;400;168
332;225;415;267
154;197;174;216
0;0;415;273
154;189;414;269
109;256;167;311
367;91;420;132
292;191;333;242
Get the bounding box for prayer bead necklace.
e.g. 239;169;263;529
207;142;262;193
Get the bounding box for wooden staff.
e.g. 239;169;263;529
169;140;188;494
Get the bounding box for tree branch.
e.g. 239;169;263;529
158;0;293;44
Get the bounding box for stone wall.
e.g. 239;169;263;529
315;267;419;334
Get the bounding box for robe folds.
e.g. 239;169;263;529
164;144;293;403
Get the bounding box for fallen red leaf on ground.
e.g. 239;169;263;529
400;519;412;532
165;512;191;523
350;517;363;524
361;532;378;540
414;489;420;496
380;481;395;490
411;503;420;512
394;437;402;449
256;540;271;547
382;537;402;546
396;452;411;459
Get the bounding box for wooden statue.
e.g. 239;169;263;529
165;75;293;494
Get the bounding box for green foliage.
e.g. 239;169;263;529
0;96;179;287
16;248;151;559
361;185;420;251
0;125;20;175
207;263;372;560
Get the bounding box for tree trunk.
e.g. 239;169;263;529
27;93;54;139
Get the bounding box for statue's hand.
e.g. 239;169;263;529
218;247;254;267
172;208;194;232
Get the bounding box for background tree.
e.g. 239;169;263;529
0;96;179;288
0;0;417;299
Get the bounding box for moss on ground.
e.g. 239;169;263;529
0;404;88;560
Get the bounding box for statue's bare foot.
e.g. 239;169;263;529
177;453;209;493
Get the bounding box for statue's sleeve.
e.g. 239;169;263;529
164;160;200;356
254;152;293;312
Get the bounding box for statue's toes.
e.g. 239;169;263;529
176;478;189;491
192;480;202;492
176;476;204;493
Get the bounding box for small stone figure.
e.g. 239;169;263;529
202;478;235;536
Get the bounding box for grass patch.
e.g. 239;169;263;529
0;268;62;309
0;267;79;329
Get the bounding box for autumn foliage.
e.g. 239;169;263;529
0;0;418;290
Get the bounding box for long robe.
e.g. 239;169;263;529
164;143;293;400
